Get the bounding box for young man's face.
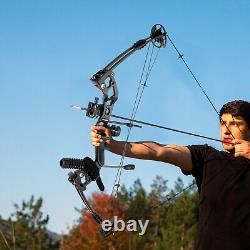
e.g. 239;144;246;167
220;113;250;152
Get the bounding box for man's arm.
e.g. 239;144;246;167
91;126;193;173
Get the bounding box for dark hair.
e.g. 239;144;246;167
219;100;250;127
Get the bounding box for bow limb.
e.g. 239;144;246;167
91;24;166;84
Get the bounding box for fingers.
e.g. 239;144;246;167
234;141;249;157
234;150;247;157
91;125;111;136
235;152;244;157
232;139;244;145
92;139;102;147
91;128;103;147
233;139;250;159
91;125;111;147
91;125;106;133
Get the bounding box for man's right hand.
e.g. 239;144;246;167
91;126;112;147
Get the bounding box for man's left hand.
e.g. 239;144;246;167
233;139;250;159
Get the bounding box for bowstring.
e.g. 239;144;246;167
113;48;161;195
167;34;235;140
111;44;160;199
109;43;154;221
111;43;151;197
114;48;160;195
154;33;238;208
151;180;197;210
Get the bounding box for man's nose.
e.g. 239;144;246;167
222;124;231;134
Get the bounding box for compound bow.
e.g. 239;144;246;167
60;24;167;236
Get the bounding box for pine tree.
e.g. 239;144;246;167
0;196;59;250
61;177;199;250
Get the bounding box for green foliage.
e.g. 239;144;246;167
0;195;59;250
118;176;199;250
61;176;199;250
158;178;198;250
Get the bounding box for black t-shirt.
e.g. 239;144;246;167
184;144;250;250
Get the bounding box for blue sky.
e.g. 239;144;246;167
1;0;250;233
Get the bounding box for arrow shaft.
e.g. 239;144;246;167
111;114;223;143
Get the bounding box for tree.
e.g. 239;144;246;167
60;193;132;250
61;177;199;250
0;195;59;250
144;176;170;249
159;178;199;250
118;179;150;249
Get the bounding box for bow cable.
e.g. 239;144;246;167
166;34;235;140
111;44;160;198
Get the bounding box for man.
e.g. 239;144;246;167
91;100;250;249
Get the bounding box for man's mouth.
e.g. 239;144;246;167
222;138;233;145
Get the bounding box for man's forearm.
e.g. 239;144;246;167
91;125;192;171
105;139;162;161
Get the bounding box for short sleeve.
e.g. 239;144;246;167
182;144;210;191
